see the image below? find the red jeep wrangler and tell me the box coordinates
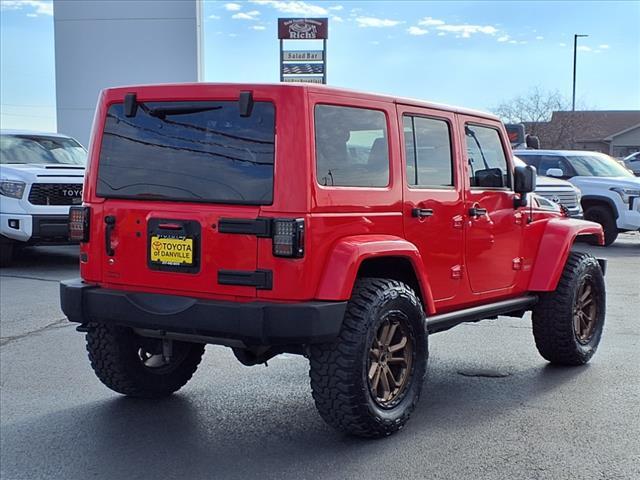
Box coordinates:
[61,83,606,438]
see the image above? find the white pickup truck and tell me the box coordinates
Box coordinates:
[515,149,640,245]
[0,130,86,266]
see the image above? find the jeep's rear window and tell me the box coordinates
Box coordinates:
[97,101,275,204]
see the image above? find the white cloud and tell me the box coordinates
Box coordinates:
[229,33,239,37]
[332,15,344,22]
[250,0,328,15]
[418,17,445,26]
[509,40,517,44]
[370,40,380,45]
[224,2,243,11]
[251,25,266,30]
[0,0,53,16]
[437,32,445,36]
[536,36,544,40]
[356,16,402,28]
[577,45,592,52]
[497,35,510,42]
[599,44,610,49]
[407,26,428,36]
[436,24,498,38]
[329,5,343,10]
[559,42,567,47]
[209,14,221,19]
[232,10,261,20]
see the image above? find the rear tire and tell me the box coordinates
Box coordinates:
[86,323,205,398]
[309,278,427,438]
[532,252,605,365]
[584,205,618,246]
[0,241,14,267]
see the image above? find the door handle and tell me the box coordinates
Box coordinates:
[468,206,488,218]
[105,215,116,256]
[412,208,434,218]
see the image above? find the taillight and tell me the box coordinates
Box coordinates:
[272,218,304,258]
[69,206,90,242]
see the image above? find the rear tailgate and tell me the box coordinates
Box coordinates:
[88,88,276,299]
[99,201,263,297]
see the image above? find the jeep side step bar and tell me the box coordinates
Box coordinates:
[426,295,538,334]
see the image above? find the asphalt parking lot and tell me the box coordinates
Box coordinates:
[1,235,639,480]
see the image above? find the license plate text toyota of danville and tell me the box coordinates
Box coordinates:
[150,235,194,266]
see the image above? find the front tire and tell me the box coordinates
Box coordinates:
[0,241,14,267]
[309,278,427,438]
[584,205,618,246]
[86,324,205,398]
[532,252,605,365]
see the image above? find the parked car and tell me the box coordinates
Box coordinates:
[514,149,640,245]
[61,84,606,438]
[514,156,582,218]
[0,130,86,266]
[623,151,640,176]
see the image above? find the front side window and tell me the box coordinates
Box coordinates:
[315,104,389,187]
[403,115,453,187]
[465,124,509,188]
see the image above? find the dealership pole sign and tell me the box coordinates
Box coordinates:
[278,18,328,84]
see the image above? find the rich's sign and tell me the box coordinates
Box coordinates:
[278,18,328,40]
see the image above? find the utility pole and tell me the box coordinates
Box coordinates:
[572,34,589,111]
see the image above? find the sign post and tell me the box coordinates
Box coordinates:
[278,18,328,85]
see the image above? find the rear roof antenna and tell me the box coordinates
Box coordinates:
[239,91,254,117]
[124,93,138,117]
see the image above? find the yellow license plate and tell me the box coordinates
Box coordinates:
[150,236,194,265]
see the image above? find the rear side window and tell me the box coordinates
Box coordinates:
[465,124,509,188]
[97,101,275,204]
[403,115,453,187]
[315,105,389,187]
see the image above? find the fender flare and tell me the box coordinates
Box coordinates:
[315,235,436,315]
[581,195,619,219]
[528,218,604,291]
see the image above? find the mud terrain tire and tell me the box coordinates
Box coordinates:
[532,252,605,365]
[86,323,205,398]
[309,278,428,438]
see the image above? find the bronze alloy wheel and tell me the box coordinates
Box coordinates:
[574,278,598,344]
[368,312,414,408]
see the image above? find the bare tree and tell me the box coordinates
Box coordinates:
[493,88,597,150]
[493,87,569,124]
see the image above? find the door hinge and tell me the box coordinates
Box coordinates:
[514,212,524,225]
[451,264,464,279]
[512,257,523,271]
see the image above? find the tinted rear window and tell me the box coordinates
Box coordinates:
[97,101,275,204]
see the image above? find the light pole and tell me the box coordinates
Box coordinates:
[572,34,588,111]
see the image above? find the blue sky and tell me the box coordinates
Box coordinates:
[1,0,639,133]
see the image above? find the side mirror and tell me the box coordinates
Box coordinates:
[514,165,536,208]
[514,165,537,194]
[546,168,563,178]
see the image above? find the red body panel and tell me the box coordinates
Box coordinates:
[528,218,604,291]
[78,83,604,316]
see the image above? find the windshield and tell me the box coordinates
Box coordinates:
[566,153,634,178]
[97,101,275,204]
[0,134,86,165]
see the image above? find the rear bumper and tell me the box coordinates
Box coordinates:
[60,279,346,346]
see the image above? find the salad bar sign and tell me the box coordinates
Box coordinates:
[278,18,328,84]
